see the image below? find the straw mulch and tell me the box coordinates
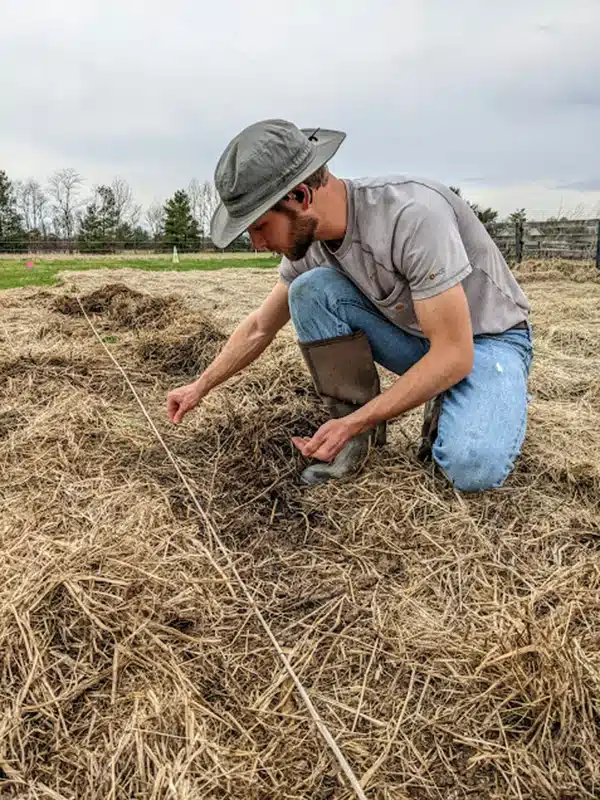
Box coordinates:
[0,262,599,800]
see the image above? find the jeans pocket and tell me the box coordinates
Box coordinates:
[499,330,534,373]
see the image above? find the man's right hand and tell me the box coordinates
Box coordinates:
[166,281,290,425]
[167,381,205,424]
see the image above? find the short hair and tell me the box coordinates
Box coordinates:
[271,164,329,212]
[303,164,329,190]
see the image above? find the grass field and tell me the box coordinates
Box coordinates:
[0,253,280,290]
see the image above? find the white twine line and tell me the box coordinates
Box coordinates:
[78,298,369,800]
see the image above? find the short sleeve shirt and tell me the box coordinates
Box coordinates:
[278,176,529,337]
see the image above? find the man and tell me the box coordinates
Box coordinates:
[167,119,533,492]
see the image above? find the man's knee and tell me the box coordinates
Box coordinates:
[288,267,342,312]
[432,437,513,493]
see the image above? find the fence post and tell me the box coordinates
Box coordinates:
[515,220,524,264]
[596,220,600,271]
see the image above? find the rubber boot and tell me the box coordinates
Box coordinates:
[297,331,386,486]
[416,395,442,463]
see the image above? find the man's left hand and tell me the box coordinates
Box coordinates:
[292,417,360,462]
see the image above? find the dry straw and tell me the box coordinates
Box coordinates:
[75,295,369,800]
[1,261,599,799]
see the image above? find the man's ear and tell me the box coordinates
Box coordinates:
[292,185,313,207]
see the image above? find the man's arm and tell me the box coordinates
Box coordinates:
[168,280,290,423]
[292,284,474,461]
[196,280,290,393]
[351,283,473,428]
[293,190,476,461]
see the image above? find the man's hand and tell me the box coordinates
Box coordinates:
[292,417,360,462]
[167,381,205,424]
[166,282,290,426]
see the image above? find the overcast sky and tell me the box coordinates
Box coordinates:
[2,0,599,219]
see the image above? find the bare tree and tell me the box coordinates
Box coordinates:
[129,203,142,228]
[567,202,586,221]
[108,176,143,231]
[30,180,49,235]
[111,177,135,226]
[48,168,84,238]
[13,181,31,230]
[145,201,164,239]
[200,180,219,239]
[14,179,50,236]
[187,179,219,238]
[188,178,204,232]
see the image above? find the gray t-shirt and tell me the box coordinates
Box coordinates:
[279,176,529,337]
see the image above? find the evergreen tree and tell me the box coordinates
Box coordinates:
[509,208,527,225]
[79,202,101,250]
[112,221,151,249]
[449,185,499,235]
[0,170,25,250]
[468,203,499,235]
[163,190,200,250]
[79,186,120,251]
[130,225,151,247]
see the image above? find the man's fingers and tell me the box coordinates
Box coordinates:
[303,428,328,457]
[293,420,351,462]
[310,441,340,462]
[167,402,177,423]
[173,401,188,424]
[291,436,320,457]
[167,392,183,420]
[168,384,201,424]
[292,427,332,458]
[291,436,310,455]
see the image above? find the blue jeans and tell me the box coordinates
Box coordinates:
[288,267,533,493]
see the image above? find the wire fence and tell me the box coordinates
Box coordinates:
[0,237,252,255]
[0,219,599,268]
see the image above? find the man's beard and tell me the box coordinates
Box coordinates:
[285,213,318,261]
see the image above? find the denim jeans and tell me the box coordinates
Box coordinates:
[288,267,533,493]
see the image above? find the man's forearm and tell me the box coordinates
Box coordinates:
[196,314,275,394]
[352,346,472,432]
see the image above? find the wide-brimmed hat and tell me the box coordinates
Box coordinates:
[210,119,346,248]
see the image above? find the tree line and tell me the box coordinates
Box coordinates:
[1,166,541,254]
[448,186,529,233]
[0,167,237,253]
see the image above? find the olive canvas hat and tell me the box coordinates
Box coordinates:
[210,119,346,248]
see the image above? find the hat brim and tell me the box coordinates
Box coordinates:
[210,128,346,249]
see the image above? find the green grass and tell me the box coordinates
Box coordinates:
[0,255,280,291]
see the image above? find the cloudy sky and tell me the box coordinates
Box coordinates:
[2,0,599,219]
